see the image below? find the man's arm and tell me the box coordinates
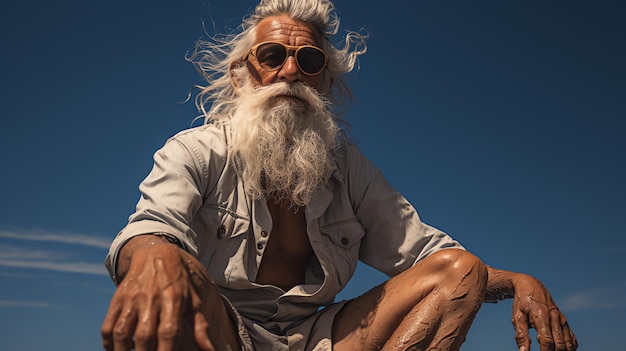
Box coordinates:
[101,234,226,351]
[484,266,578,351]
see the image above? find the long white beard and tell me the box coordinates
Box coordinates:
[227,81,340,207]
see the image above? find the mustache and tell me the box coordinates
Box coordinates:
[240,81,330,112]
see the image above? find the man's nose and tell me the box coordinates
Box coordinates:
[277,56,301,82]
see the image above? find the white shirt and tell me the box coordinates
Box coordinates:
[105,122,463,323]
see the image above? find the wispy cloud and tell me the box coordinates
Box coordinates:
[0,230,110,276]
[0,300,55,308]
[561,281,626,311]
[0,258,107,275]
[0,229,111,249]
[0,245,65,260]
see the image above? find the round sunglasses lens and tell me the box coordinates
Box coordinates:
[297,47,325,74]
[255,43,287,70]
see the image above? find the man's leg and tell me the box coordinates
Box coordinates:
[332,249,487,351]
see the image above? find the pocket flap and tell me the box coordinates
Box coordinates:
[320,219,364,248]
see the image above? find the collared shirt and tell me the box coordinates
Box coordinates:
[105,122,463,323]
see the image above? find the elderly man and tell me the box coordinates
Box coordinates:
[101,1,577,350]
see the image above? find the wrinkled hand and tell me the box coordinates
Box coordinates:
[511,274,577,351]
[101,242,216,351]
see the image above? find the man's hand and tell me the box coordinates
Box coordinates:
[511,274,578,351]
[101,236,226,351]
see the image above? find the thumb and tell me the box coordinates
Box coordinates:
[193,311,215,351]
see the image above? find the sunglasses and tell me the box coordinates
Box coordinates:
[247,41,328,76]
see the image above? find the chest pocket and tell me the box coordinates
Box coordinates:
[320,218,365,287]
[194,204,250,275]
[212,206,249,239]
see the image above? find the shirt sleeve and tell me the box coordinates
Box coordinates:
[344,143,464,277]
[104,127,226,283]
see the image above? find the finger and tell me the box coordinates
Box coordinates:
[513,311,531,351]
[156,289,183,351]
[193,310,215,351]
[133,296,160,351]
[569,328,578,350]
[112,304,139,351]
[101,296,123,351]
[186,288,214,351]
[549,309,565,351]
[526,305,555,351]
[560,316,578,351]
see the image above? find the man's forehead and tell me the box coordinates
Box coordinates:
[254,15,323,46]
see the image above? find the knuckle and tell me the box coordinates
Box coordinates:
[158,322,180,341]
[537,333,555,348]
[113,326,130,339]
[111,329,133,345]
[100,324,112,337]
[162,288,182,302]
[513,326,529,340]
[514,327,528,340]
[111,318,133,341]
[511,314,525,326]
[194,318,210,332]
[134,327,154,344]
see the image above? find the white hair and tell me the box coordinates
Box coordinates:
[186,0,368,123]
[226,72,340,206]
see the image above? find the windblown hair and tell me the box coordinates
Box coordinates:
[186,0,367,123]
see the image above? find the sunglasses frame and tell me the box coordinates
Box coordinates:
[247,41,328,76]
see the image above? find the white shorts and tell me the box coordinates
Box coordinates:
[223,296,351,351]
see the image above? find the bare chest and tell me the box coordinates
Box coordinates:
[255,199,313,290]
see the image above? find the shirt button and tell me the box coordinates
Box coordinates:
[217,225,227,239]
[341,237,349,246]
[257,243,264,250]
[261,230,268,237]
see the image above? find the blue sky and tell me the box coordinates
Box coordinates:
[0,0,624,350]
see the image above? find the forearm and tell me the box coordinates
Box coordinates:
[484,266,519,303]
